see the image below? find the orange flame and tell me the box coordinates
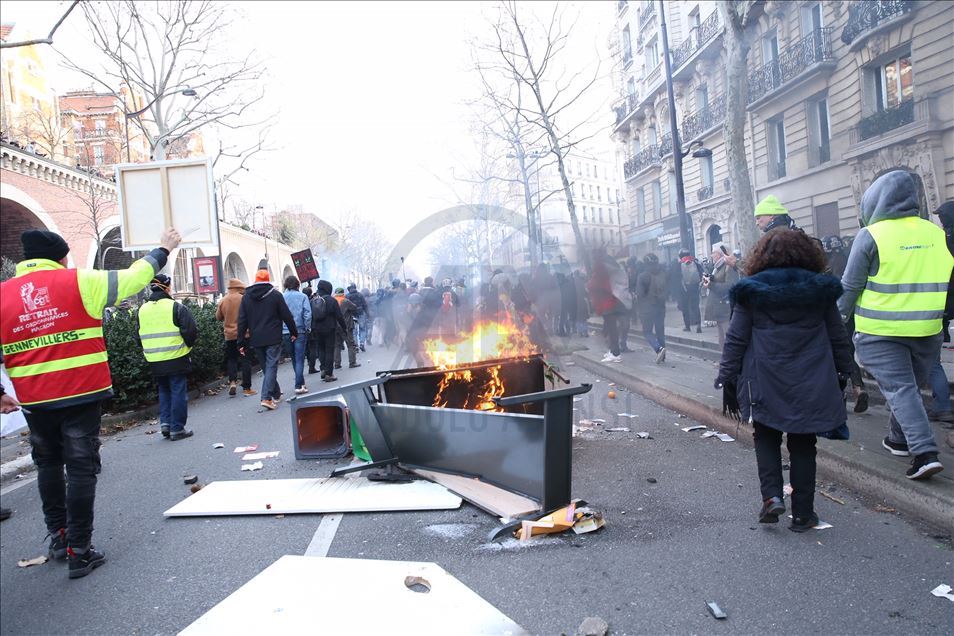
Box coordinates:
[426,318,537,411]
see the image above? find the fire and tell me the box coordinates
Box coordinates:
[426,319,538,412]
[422,319,538,369]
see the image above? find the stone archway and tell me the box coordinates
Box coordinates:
[385,204,537,278]
[1,198,51,266]
[94,226,135,270]
[224,252,249,282]
[282,264,295,286]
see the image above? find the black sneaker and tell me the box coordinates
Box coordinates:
[47,528,67,560]
[160,424,170,439]
[906,452,944,480]
[68,546,106,579]
[169,429,194,441]
[0,507,11,522]
[789,513,819,533]
[758,497,785,523]
[881,437,910,457]
[349,363,362,368]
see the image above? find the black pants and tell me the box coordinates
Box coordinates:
[306,333,318,372]
[25,401,102,549]
[681,288,701,328]
[224,340,251,389]
[315,330,336,376]
[753,422,817,517]
[603,311,622,356]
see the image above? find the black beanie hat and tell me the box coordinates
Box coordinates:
[21,230,70,262]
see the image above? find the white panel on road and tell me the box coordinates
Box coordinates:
[163,477,461,517]
[179,555,528,636]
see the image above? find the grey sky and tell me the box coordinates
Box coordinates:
[3,0,614,247]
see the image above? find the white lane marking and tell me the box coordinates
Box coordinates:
[1,473,37,496]
[304,513,343,556]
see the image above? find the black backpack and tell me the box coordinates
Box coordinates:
[311,295,329,324]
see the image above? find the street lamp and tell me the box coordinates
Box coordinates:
[124,87,198,162]
[255,204,268,263]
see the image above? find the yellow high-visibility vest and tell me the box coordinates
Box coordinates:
[855,216,952,336]
[137,298,191,362]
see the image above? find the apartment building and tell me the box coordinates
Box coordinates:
[499,148,626,270]
[612,0,953,259]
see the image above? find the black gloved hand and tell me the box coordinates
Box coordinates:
[838,374,848,392]
[713,378,724,390]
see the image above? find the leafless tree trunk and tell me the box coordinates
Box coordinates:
[68,178,116,270]
[11,108,71,160]
[474,1,604,275]
[336,213,393,288]
[62,0,269,161]
[719,1,760,258]
[0,1,80,49]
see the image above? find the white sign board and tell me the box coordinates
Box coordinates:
[115,158,217,251]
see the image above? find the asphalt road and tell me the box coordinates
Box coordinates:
[0,344,951,635]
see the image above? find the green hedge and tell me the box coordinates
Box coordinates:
[103,300,225,412]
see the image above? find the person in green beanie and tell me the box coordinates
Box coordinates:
[754,195,801,233]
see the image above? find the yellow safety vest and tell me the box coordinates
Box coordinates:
[138,298,191,362]
[855,216,953,337]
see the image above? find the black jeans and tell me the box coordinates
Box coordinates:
[306,333,318,371]
[603,311,622,356]
[681,288,701,328]
[753,422,817,518]
[224,340,251,390]
[26,401,102,549]
[315,330,336,376]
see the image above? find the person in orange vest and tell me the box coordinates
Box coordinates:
[0,227,181,579]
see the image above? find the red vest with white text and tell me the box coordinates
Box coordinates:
[0,269,112,407]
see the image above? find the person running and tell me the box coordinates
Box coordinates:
[717,229,852,531]
[636,253,669,364]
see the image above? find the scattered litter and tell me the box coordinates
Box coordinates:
[819,491,846,505]
[715,433,735,442]
[571,508,605,535]
[576,616,609,636]
[677,414,687,419]
[578,419,598,428]
[477,536,563,551]
[701,431,718,438]
[183,475,198,485]
[241,461,264,472]
[242,451,280,461]
[275,514,284,519]
[682,425,706,432]
[606,427,630,432]
[930,584,954,602]
[617,413,638,418]
[635,432,651,439]
[873,504,896,513]
[190,483,202,493]
[17,555,48,568]
[516,501,580,540]
[423,523,478,539]
[145,430,157,435]
[607,391,616,399]
[212,443,224,449]
[706,601,727,619]
[646,477,657,484]
[783,483,793,496]
[234,445,259,453]
[591,418,606,424]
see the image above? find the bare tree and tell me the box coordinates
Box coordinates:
[61,0,269,161]
[719,0,761,257]
[12,108,71,160]
[67,178,117,270]
[212,128,273,221]
[474,1,606,274]
[336,213,394,288]
[228,198,257,230]
[0,1,80,49]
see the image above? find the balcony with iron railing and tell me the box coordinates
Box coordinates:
[857,99,915,141]
[623,144,660,179]
[618,0,628,16]
[747,27,835,107]
[79,128,119,140]
[841,0,913,48]
[682,93,726,141]
[638,3,656,29]
[671,11,722,70]
[658,132,673,157]
[613,92,640,128]
[696,178,731,203]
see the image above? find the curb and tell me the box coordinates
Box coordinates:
[573,351,954,532]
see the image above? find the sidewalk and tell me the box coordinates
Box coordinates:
[572,309,954,531]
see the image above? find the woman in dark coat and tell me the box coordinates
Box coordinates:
[716,229,853,532]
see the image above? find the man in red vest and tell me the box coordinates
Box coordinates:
[0,227,180,579]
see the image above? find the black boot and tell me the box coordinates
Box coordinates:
[68,545,106,579]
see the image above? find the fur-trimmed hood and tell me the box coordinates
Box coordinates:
[730,267,842,310]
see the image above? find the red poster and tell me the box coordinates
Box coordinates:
[192,256,221,294]
[291,248,319,283]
